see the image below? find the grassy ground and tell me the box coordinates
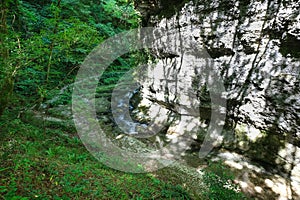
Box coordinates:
[0,109,192,200]
[0,100,248,200]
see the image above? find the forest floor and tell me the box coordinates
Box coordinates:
[0,107,193,199]
[0,101,249,199]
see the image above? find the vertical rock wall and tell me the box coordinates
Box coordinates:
[133,0,300,199]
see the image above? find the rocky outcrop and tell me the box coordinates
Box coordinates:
[133,0,300,199]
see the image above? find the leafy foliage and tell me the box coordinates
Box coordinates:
[0,0,141,111]
[202,162,248,200]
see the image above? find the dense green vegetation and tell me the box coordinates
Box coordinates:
[0,0,140,110]
[0,112,192,199]
[0,0,247,199]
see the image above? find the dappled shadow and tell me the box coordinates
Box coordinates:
[128,0,300,198]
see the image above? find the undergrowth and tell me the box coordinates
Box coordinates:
[0,109,191,200]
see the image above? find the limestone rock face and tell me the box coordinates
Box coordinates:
[133,0,300,198]
[134,0,300,133]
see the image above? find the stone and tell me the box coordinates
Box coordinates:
[133,0,300,198]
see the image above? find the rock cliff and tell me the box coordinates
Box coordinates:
[133,0,300,199]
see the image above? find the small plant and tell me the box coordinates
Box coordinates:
[202,161,247,200]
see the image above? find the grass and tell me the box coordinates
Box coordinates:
[0,103,248,200]
[0,109,192,200]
